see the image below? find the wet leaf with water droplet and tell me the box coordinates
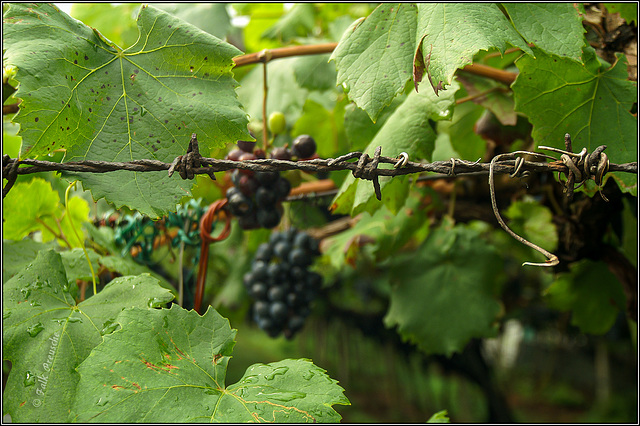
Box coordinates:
[3,250,174,422]
[23,371,36,387]
[72,306,348,422]
[27,322,45,337]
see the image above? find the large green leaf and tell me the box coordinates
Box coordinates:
[324,191,428,269]
[332,80,458,215]
[292,54,338,92]
[544,259,626,335]
[3,3,249,217]
[331,3,533,121]
[331,4,418,122]
[415,3,532,95]
[2,178,60,241]
[261,3,315,42]
[2,250,174,422]
[1,239,57,283]
[503,3,585,62]
[69,3,141,49]
[438,94,486,161]
[71,305,349,422]
[513,46,638,195]
[384,223,505,356]
[504,199,558,262]
[154,3,232,40]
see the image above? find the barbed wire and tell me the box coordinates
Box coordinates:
[3,133,637,267]
[2,135,637,200]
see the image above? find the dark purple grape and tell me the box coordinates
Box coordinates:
[289,248,311,267]
[237,174,258,197]
[226,148,244,161]
[255,171,280,186]
[273,241,291,260]
[268,286,287,301]
[286,292,301,307]
[267,262,282,280]
[254,300,270,316]
[254,243,272,262]
[293,232,311,250]
[269,301,288,321]
[257,209,281,228]
[237,139,256,153]
[227,190,253,217]
[270,146,292,160]
[290,266,305,281]
[251,260,269,281]
[255,186,277,208]
[291,135,316,159]
[238,152,256,161]
[274,177,291,200]
[250,282,268,300]
[238,212,259,230]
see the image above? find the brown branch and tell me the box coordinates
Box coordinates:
[232,42,519,86]
[233,43,339,67]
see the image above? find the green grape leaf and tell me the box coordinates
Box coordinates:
[438,95,486,161]
[2,120,22,158]
[332,80,458,216]
[292,54,338,92]
[41,196,90,248]
[504,199,558,263]
[603,3,638,25]
[503,3,585,62]
[415,3,532,96]
[544,259,626,335]
[331,3,418,122]
[59,248,101,286]
[154,3,232,40]
[232,3,284,52]
[3,3,249,217]
[513,46,638,195]
[2,250,174,423]
[262,3,315,42]
[332,3,532,121]
[324,191,428,269]
[427,409,451,423]
[384,224,505,356]
[343,97,403,152]
[2,177,60,241]
[71,305,349,422]
[457,73,517,126]
[1,239,57,283]
[70,3,141,49]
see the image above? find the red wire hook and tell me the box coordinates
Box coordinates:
[194,198,231,314]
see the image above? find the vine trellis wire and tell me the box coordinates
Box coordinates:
[2,132,637,268]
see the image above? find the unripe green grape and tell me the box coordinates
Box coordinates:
[268,111,286,135]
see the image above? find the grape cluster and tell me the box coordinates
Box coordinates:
[225,139,291,230]
[244,229,322,339]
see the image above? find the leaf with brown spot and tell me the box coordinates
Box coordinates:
[71,305,350,422]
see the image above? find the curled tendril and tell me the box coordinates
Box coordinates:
[488,151,559,267]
